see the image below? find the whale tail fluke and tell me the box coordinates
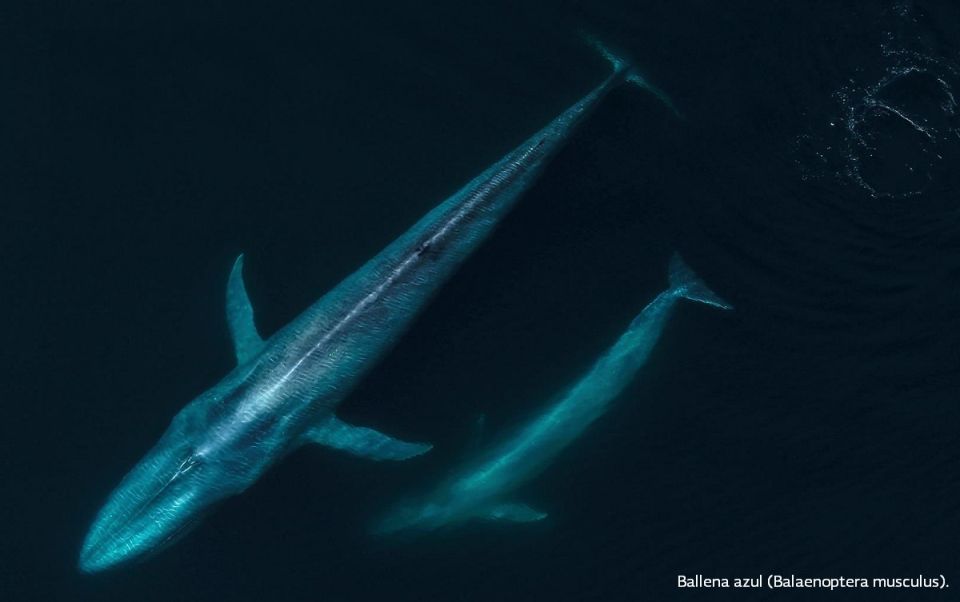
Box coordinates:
[668,254,732,310]
[583,32,632,75]
[582,33,683,118]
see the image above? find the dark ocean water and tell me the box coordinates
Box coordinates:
[4,1,960,600]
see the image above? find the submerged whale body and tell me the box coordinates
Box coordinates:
[78,43,667,573]
[375,255,731,534]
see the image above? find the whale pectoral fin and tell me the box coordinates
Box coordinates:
[484,502,547,523]
[303,417,433,461]
[226,254,264,364]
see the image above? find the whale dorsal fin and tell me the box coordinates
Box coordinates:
[226,254,264,364]
[302,416,432,461]
[464,413,486,454]
[484,502,547,522]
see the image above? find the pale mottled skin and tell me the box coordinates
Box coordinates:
[375,257,731,533]
[79,57,640,573]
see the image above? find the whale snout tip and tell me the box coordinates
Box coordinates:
[77,540,111,574]
[77,510,147,574]
[77,525,125,574]
[77,553,104,574]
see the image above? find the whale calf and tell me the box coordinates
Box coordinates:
[375,256,731,533]
[79,44,667,572]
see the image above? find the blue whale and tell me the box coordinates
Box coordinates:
[78,44,666,572]
[375,256,731,533]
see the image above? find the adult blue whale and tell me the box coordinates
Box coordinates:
[78,45,667,573]
[374,256,731,533]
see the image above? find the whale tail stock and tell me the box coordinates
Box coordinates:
[668,254,733,310]
[582,32,683,118]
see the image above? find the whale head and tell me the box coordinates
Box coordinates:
[78,409,243,573]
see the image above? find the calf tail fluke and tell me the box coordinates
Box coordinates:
[668,254,732,310]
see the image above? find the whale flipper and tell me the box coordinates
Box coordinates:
[226,254,265,364]
[484,502,547,523]
[668,254,733,310]
[303,416,432,461]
